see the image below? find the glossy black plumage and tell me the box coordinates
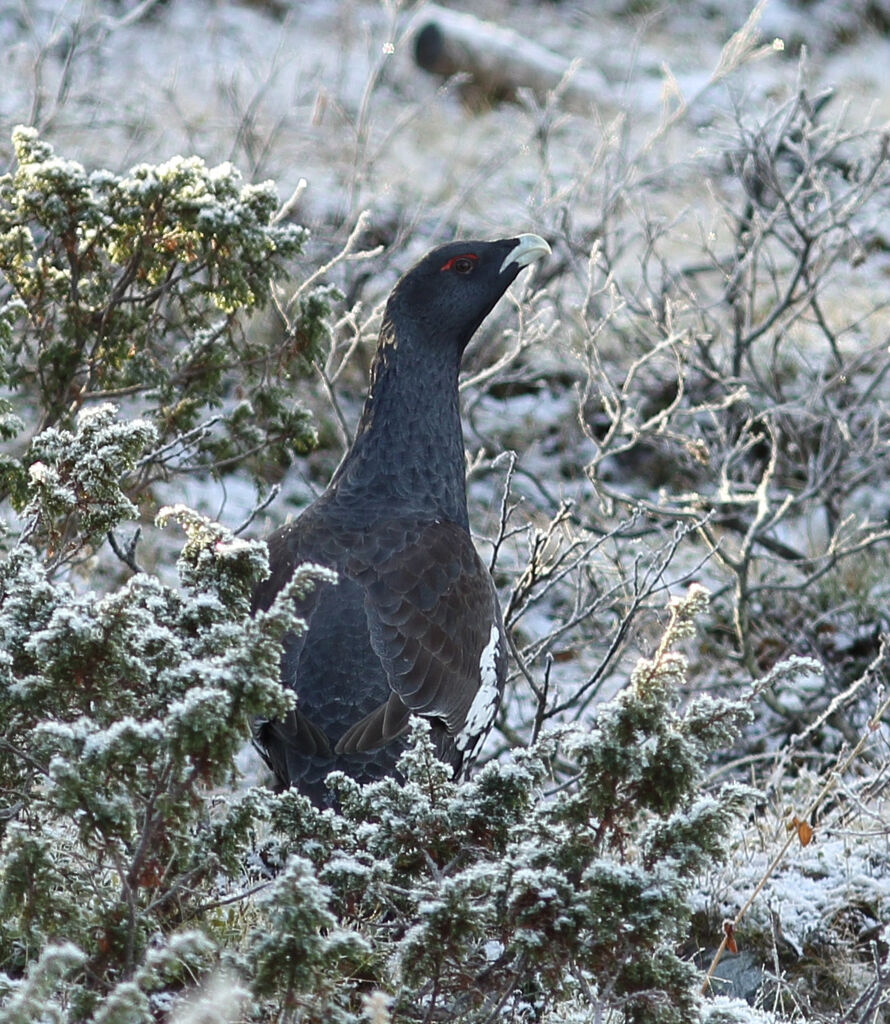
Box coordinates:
[251,234,550,806]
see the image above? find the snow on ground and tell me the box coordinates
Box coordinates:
[5,0,888,324]
[0,2,839,229]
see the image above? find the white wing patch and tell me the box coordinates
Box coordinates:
[455,622,501,765]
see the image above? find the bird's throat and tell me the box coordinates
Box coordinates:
[330,345,470,529]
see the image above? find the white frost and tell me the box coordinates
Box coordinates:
[455,622,500,759]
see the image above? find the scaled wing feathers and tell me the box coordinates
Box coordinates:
[338,518,503,752]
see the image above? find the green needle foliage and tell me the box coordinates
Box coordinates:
[256,586,755,1024]
[0,516,307,1021]
[0,126,326,544]
[0,127,329,1020]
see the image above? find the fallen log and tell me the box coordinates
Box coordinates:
[412,3,609,111]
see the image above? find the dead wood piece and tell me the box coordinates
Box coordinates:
[412,4,608,112]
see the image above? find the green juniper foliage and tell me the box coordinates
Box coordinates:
[255,587,756,1024]
[0,511,320,1020]
[0,130,771,1023]
[0,126,327,528]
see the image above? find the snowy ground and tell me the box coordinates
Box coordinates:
[9,1,890,243]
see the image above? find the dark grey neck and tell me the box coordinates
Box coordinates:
[328,322,469,530]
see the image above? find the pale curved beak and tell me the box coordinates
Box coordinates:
[499,233,551,274]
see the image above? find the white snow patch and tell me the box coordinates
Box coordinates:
[456,622,501,759]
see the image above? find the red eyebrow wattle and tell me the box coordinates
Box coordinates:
[439,253,478,271]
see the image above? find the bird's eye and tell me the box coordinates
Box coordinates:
[440,253,478,274]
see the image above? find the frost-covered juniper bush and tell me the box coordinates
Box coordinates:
[252,235,550,805]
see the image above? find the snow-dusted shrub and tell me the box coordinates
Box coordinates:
[512,82,890,755]
[257,586,758,1023]
[0,129,333,1019]
[0,510,307,1019]
[0,126,324,560]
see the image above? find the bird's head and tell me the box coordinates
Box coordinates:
[382,234,551,359]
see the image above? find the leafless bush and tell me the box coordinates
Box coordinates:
[434,74,890,766]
